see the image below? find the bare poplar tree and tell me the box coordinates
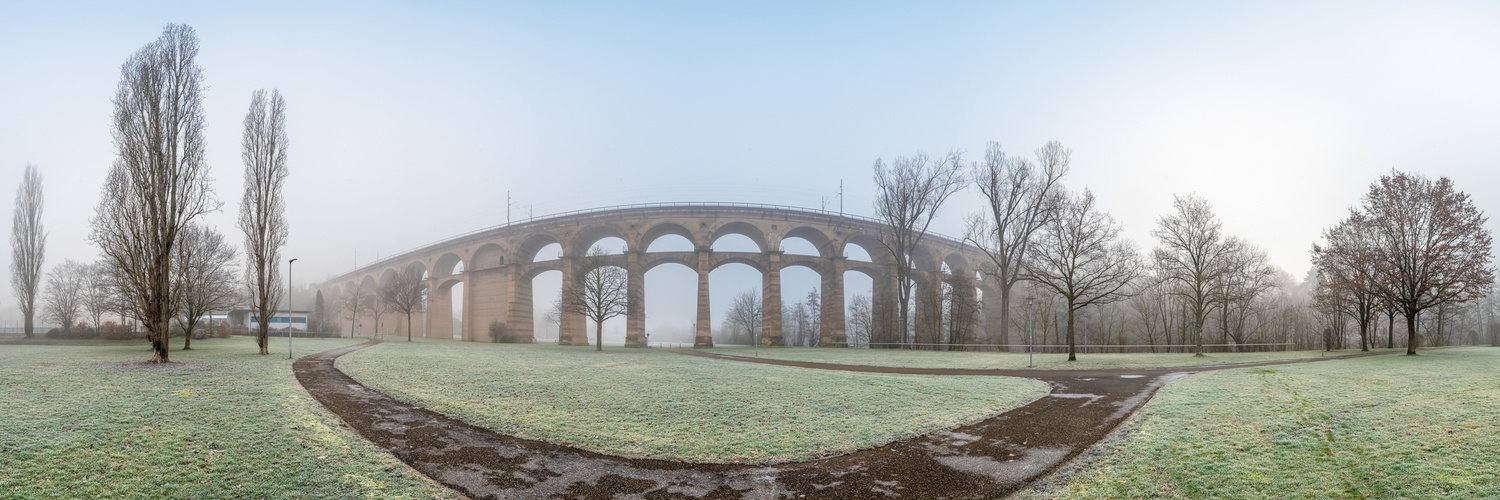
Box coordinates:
[1024,189,1142,360]
[966,141,1069,347]
[559,246,629,351]
[42,260,87,334]
[380,267,427,341]
[872,150,966,347]
[238,89,290,355]
[1151,193,1237,356]
[174,224,240,349]
[90,25,217,363]
[1361,171,1494,355]
[11,164,46,338]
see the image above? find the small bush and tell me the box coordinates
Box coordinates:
[97,321,145,340]
[489,321,506,343]
[215,322,233,339]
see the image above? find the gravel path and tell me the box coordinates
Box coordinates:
[295,341,1392,499]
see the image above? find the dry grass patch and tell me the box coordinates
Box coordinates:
[337,339,1048,464]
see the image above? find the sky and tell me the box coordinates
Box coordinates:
[2,1,1499,337]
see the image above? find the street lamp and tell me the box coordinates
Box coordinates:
[288,258,297,360]
[1026,296,1035,367]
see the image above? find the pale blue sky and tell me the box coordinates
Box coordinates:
[3,1,1499,337]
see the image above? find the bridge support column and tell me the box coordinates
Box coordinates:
[559,257,589,345]
[426,279,454,339]
[625,251,645,347]
[872,270,898,346]
[914,272,944,348]
[819,257,845,347]
[762,251,784,347]
[695,249,714,348]
[461,270,475,341]
[948,276,977,349]
[504,265,534,343]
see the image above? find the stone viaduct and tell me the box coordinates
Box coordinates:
[315,203,1008,348]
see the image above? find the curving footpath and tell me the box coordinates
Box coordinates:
[294,341,1394,499]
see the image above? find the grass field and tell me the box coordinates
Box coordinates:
[0,337,455,499]
[707,345,1403,371]
[337,339,1049,464]
[1015,346,1500,499]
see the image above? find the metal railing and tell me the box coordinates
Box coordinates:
[325,201,970,282]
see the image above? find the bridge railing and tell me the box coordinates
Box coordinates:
[323,201,968,283]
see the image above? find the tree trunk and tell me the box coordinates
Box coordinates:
[183,322,193,350]
[257,312,270,355]
[998,284,1012,351]
[407,312,413,342]
[1358,318,1368,351]
[150,317,170,363]
[1387,313,1395,349]
[23,313,33,338]
[595,321,603,351]
[1065,302,1077,361]
[1406,311,1419,355]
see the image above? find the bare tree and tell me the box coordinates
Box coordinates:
[559,246,629,351]
[1311,213,1381,351]
[1024,189,1142,361]
[1151,193,1237,356]
[82,262,113,331]
[380,267,427,342]
[1215,241,1278,349]
[847,292,873,348]
[1361,171,1494,355]
[238,88,290,355]
[90,25,217,363]
[724,289,761,345]
[966,141,1069,348]
[872,150,966,347]
[312,290,327,334]
[362,288,393,337]
[11,164,46,338]
[341,286,365,337]
[43,260,87,334]
[174,224,239,349]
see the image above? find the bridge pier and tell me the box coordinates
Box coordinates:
[625,251,646,347]
[819,257,845,347]
[761,251,784,347]
[695,249,714,348]
[559,256,589,345]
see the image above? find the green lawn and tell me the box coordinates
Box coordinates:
[1015,346,1500,499]
[706,345,1403,371]
[0,337,456,499]
[337,339,1049,464]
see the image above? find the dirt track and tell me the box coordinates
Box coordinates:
[294,342,1391,499]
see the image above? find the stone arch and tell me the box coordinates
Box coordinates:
[941,253,971,277]
[405,260,428,280]
[516,234,560,264]
[470,243,507,270]
[642,254,694,272]
[710,221,767,253]
[782,256,831,277]
[842,234,886,264]
[711,255,766,273]
[641,222,698,251]
[379,268,399,288]
[781,226,833,258]
[571,224,629,256]
[433,252,464,278]
[520,260,564,282]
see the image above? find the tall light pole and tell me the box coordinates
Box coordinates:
[1026,296,1035,367]
[288,258,297,360]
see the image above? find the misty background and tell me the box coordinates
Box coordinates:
[3,1,1499,342]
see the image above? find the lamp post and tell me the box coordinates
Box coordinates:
[1026,296,1035,367]
[288,258,297,360]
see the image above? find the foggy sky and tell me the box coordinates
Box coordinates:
[3,1,1499,333]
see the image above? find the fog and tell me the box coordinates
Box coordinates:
[3,2,1499,335]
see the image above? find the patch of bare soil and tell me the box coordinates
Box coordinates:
[296,341,1396,499]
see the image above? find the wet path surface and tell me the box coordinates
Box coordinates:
[295,342,1392,499]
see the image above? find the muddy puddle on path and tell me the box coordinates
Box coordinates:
[296,342,1393,499]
